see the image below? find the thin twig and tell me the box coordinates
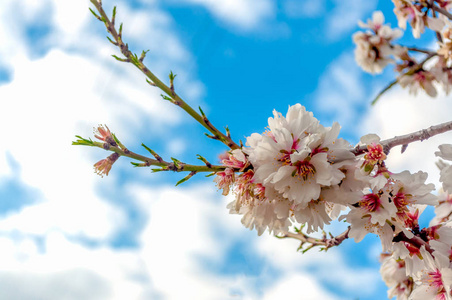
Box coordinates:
[405,46,436,55]
[431,4,452,20]
[277,226,351,252]
[371,53,437,105]
[89,1,239,150]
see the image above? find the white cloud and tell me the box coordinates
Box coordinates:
[313,52,367,131]
[0,233,152,300]
[169,0,275,31]
[0,0,222,261]
[263,273,338,300]
[361,87,452,188]
[254,233,380,297]
[129,183,350,299]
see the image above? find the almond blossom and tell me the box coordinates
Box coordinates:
[380,254,414,300]
[353,11,405,74]
[409,249,452,300]
[431,190,452,225]
[93,152,120,177]
[431,57,452,94]
[245,104,354,209]
[398,70,438,97]
[436,144,452,192]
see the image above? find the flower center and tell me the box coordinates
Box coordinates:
[292,160,316,180]
[393,191,410,208]
[359,193,381,212]
[426,270,445,295]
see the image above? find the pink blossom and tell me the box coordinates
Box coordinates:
[93,152,119,177]
[94,124,117,146]
[399,70,438,97]
[214,168,235,196]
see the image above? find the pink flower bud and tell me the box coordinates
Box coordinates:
[94,125,117,146]
[94,152,120,177]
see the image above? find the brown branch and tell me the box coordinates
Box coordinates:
[393,231,433,255]
[428,0,444,43]
[431,4,452,20]
[371,53,437,105]
[405,46,436,55]
[277,226,350,252]
[352,120,452,156]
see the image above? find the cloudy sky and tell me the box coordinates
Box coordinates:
[1,0,452,299]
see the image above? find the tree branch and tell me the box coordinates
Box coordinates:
[431,4,452,20]
[277,226,350,252]
[89,1,239,150]
[352,120,452,156]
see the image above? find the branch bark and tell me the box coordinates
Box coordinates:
[352,120,452,156]
[277,226,351,252]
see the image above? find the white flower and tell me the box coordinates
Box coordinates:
[245,104,354,209]
[431,190,452,225]
[409,249,452,300]
[393,243,435,277]
[398,71,438,97]
[393,0,424,38]
[292,189,334,234]
[227,169,291,235]
[345,210,395,251]
[390,171,438,207]
[436,144,452,192]
[380,254,413,300]
[358,11,386,32]
[353,10,405,74]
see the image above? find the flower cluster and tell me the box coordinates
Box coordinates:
[352,2,452,99]
[377,144,452,299]
[393,0,445,38]
[381,221,452,300]
[353,11,406,74]
[211,104,452,299]
[222,104,356,235]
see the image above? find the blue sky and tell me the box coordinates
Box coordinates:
[1,0,452,299]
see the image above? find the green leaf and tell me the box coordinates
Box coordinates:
[89,8,102,21]
[371,79,398,105]
[106,36,116,45]
[141,143,159,158]
[175,171,196,186]
[72,135,95,146]
[198,106,206,118]
[161,94,173,102]
[111,54,128,62]
[169,70,177,81]
[111,133,121,146]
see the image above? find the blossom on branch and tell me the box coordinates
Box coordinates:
[398,70,438,97]
[353,11,405,74]
[436,144,452,193]
[392,0,444,38]
[94,152,120,177]
[380,254,414,299]
[245,104,354,208]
